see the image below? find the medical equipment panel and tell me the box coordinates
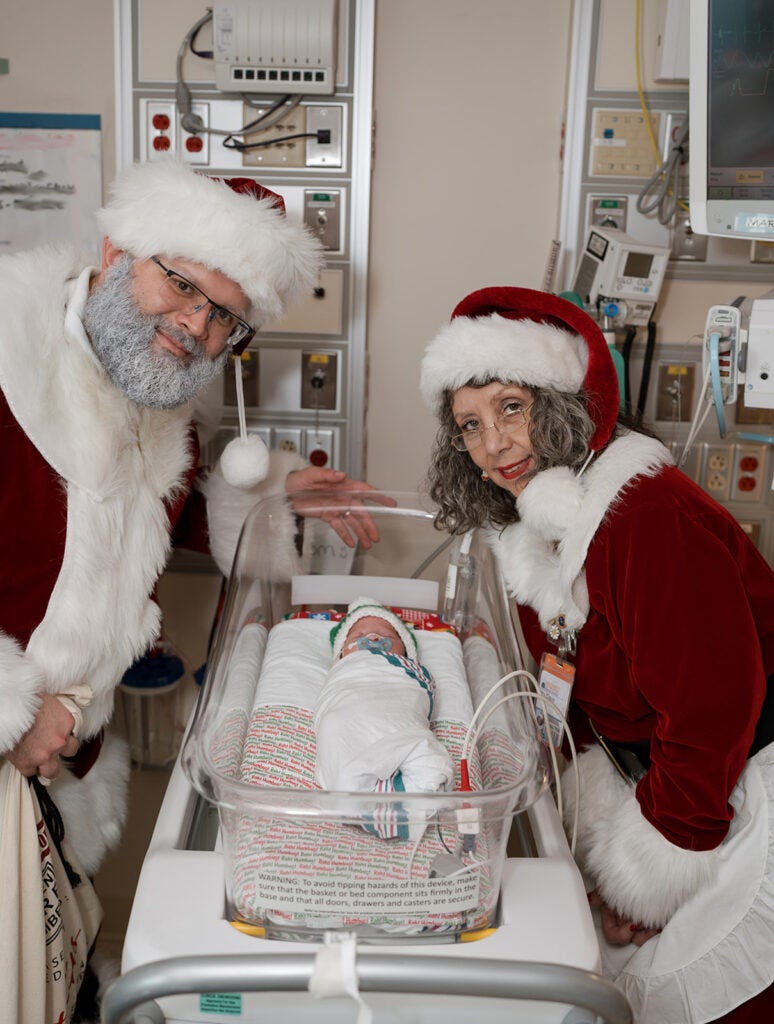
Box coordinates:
[117,0,372,480]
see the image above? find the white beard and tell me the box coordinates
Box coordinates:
[83,255,228,409]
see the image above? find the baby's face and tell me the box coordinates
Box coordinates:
[341,616,406,658]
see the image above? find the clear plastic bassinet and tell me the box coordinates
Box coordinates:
[181,490,549,943]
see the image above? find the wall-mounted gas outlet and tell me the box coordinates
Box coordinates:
[301,351,338,410]
[655,362,697,422]
[223,351,260,408]
[701,444,732,501]
[304,190,342,251]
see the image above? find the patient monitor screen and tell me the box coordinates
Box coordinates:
[623,251,654,279]
[707,0,774,201]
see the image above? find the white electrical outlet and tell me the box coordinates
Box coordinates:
[701,444,732,501]
[273,428,302,455]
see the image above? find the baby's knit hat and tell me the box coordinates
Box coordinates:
[329,596,418,661]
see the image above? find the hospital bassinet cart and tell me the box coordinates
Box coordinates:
[113,491,629,1024]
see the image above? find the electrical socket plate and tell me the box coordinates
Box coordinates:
[701,443,732,501]
[273,428,302,454]
[241,103,307,168]
[179,102,210,165]
[731,443,768,503]
[145,100,176,159]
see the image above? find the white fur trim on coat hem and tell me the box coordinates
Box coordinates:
[562,745,719,928]
[591,743,774,1024]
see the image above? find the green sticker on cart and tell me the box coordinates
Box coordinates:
[200,992,243,1014]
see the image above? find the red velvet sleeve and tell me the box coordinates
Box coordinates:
[165,427,212,555]
[588,497,770,850]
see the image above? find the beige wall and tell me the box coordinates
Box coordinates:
[367,1,573,489]
[4,0,768,490]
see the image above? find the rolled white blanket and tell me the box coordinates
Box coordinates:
[313,648,454,795]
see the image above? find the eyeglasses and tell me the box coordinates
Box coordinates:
[451,402,533,452]
[151,256,255,351]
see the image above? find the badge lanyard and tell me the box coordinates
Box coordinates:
[537,615,576,749]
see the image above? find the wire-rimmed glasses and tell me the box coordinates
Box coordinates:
[151,256,254,351]
[451,402,533,452]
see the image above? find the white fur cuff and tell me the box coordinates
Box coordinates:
[562,746,720,928]
[202,448,307,578]
[0,632,44,754]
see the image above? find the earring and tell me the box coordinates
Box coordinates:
[481,471,489,482]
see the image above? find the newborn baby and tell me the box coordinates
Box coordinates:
[313,597,454,820]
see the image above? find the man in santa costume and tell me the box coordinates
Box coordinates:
[421,287,774,1023]
[0,156,377,1019]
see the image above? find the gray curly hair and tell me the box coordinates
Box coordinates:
[425,383,598,534]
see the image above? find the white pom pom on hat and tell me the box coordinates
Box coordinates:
[330,597,418,661]
[220,434,271,489]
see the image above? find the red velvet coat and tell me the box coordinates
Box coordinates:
[493,430,774,928]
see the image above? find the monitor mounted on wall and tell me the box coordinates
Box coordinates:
[689,0,774,239]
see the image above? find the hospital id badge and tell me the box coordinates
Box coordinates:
[536,653,575,749]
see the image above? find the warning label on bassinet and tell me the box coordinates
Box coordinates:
[254,872,480,915]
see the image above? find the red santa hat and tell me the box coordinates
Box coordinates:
[329,597,418,661]
[420,287,620,452]
[97,156,323,487]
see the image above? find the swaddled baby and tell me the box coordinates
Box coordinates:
[313,598,454,816]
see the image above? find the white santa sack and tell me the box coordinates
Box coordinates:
[0,760,103,1024]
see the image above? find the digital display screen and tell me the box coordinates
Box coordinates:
[623,251,653,279]
[707,0,774,200]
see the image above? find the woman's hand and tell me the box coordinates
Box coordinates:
[588,889,662,947]
[6,694,79,779]
[285,467,396,550]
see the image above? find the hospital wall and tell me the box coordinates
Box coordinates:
[5,1,771,494]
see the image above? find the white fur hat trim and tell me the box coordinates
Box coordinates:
[420,313,588,415]
[330,597,418,661]
[97,156,322,326]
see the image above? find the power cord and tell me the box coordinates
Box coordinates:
[460,670,580,855]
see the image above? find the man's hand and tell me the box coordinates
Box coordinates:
[285,467,396,550]
[588,889,661,947]
[5,694,78,779]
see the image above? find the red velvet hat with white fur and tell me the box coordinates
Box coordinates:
[420,287,620,451]
[97,157,323,488]
[97,156,322,331]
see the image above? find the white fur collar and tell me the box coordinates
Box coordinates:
[492,432,673,631]
[0,246,192,498]
[0,246,195,735]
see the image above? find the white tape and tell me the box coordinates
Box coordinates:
[308,932,373,1023]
